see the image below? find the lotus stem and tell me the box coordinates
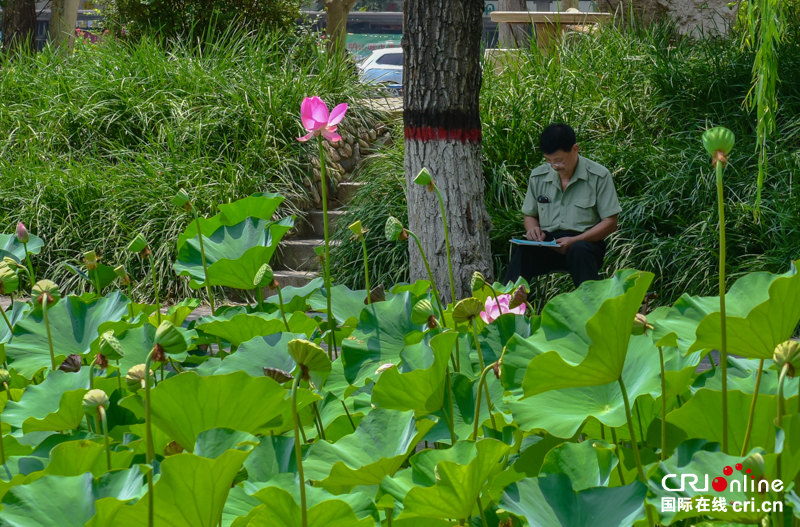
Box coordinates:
[290,373,308,527]
[432,185,457,306]
[359,237,371,304]
[144,351,156,527]
[147,254,162,325]
[255,286,264,312]
[483,284,501,312]
[406,230,446,323]
[658,346,667,461]
[341,400,356,431]
[276,285,289,329]
[471,318,497,431]
[189,207,216,317]
[312,401,326,441]
[776,362,790,527]
[477,495,488,527]
[117,360,122,391]
[634,399,644,444]
[473,364,494,441]
[444,365,456,445]
[126,283,134,318]
[98,406,111,471]
[610,427,624,485]
[89,362,94,390]
[0,305,11,332]
[741,358,764,456]
[618,377,654,527]
[386,509,393,527]
[92,268,102,297]
[0,408,5,466]
[317,138,337,360]
[22,243,35,286]
[42,296,55,371]
[715,159,729,455]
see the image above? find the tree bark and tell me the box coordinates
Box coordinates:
[48,0,81,49]
[498,0,529,49]
[403,0,494,302]
[1,0,37,54]
[322,0,357,52]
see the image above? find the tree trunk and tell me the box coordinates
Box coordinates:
[1,0,37,54]
[498,0,529,48]
[323,0,356,52]
[403,0,494,302]
[48,0,81,49]
[558,0,579,9]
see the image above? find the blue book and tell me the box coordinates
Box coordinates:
[510,238,560,247]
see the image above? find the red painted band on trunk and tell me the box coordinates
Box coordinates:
[404,126,482,143]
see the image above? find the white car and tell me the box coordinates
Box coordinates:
[357,48,403,87]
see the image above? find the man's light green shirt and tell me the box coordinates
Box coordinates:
[521,155,622,233]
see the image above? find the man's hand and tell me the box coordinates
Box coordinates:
[552,236,576,255]
[525,226,545,241]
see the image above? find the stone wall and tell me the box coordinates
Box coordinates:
[597,0,738,35]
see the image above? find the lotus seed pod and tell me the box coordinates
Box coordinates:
[411,299,436,326]
[508,285,528,310]
[254,263,274,288]
[774,340,800,377]
[470,271,485,293]
[385,217,405,242]
[82,250,100,271]
[154,321,189,355]
[164,441,184,456]
[375,363,395,374]
[32,279,61,305]
[452,297,483,325]
[632,313,653,336]
[366,284,386,305]
[0,264,19,295]
[99,330,125,361]
[348,220,366,238]
[414,167,432,186]
[263,367,294,383]
[127,233,148,253]
[171,188,192,210]
[702,127,735,166]
[126,364,150,392]
[114,265,126,278]
[82,389,109,411]
[0,368,11,384]
[58,354,83,373]
[16,222,29,244]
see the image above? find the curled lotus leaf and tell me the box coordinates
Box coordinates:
[452,298,483,325]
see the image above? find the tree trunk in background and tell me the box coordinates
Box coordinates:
[49,0,80,48]
[323,0,357,52]
[498,0,530,48]
[403,0,494,302]
[560,0,579,9]
[1,0,36,54]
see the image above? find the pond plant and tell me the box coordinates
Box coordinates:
[0,128,797,526]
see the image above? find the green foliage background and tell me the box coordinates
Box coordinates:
[332,18,800,306]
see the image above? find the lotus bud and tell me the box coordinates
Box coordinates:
[16,222,29,244]
[385,217,407,242]
[126,364,150,392]
[254,263,275,289]
[470,271,485,293]
[0,369,11,385]
[508,285,528,310]
[365,284,385,305]
[127,233,148,255]
[774,340,800,377]
[82,389,109,411]
[375,363,395,374]
[58,354,83,373]
[154,321,189,356]
[164,441,184,456]
[99,330,125,361]
[82,250,100,271]
[263,367,294,383]
[632,313,654,336]
[171,188,192,211]
[411,299,437,328]
[0,264,19,295]
[32,280,60,305]
[702,127,735,167]
[452,297,483,324]
[348,220,368,240]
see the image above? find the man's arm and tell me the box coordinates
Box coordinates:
[552,215,618,254]
[524,215,545,241]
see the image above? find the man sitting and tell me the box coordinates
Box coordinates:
[503,123,621,287]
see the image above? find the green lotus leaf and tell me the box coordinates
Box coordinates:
[309,283,391,325]
[89,448,251,527]
[473,312,537,370]
[666,388,793,454]
[694,357,799,396]
[195,308,316,347]
[213,332,303,378]
[509,334,661,437]
[303,408,435,487]
[647,447,767,525]
[65,262,119,292]
[266,277,324,313]
[390,280,432,297]
[21,389,88,434]
[177,193,285,250]
[4,368,90,431]
[496,474,648,527]
[371,331,455,413]
[538,439,619,491]
[193,428,258,460]
[111,323,194,378]
[147,298,201,327]
[519,270,653,397]
[122,371,310,450]
[243,436,299,483]
[242,486,373,527]
[0,302,31,350]
[174,216,294,290]
[396,439,509,521]
[0,232,43,264]
[652,262,800,359]
[341,292,426,386]
[5,292,129,378]
[42,439,135,477]
[0,469,146,527]
[309,392,365,443]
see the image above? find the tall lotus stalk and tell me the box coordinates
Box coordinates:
[454,298,497,435]
[127,234,161,325]
[772,342,798,527]
[741,359,765,456]
[297,96,348,359]
[130,361,155,527]
[413,168,457,306]
[0,369,10,465]
[0,262,20,332]
[172,190,213,318]
[82,251,102,296]
[633,314,667,460]
[618,377,655,527]
[289,371,307,527]
[115,265,134,319]
[33,281,60,371]
[348,221,371,303]
[702,126,735,454]
[16,223,35,286]
[83,390,111,470]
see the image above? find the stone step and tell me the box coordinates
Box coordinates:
[272,270,319,289]
[335,181,365,204]
[291,210,347,239]
[274,239,340,271]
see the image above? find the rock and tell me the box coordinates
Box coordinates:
[310,186,321,206]
[369,129,377,141]
[303,176,313,188]
[345,134,355,145]
[311,156,320,168]
[313,168,322,182]
[358,139,370,150]
[340,142,353,158]
[596,0,738,35]
[374,122,387,134]
[328,147,341,162]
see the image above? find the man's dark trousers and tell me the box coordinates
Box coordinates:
[503,230,606,288]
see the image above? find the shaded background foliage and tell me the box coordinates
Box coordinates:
[332,17,800,307]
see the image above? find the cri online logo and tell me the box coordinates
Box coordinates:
[662,463,784,494]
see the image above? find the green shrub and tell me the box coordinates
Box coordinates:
[333,17,800,306]
[0,28,380,302]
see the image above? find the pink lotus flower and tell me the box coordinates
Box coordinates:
[16,222,29,244]
[297,96,348,143]
[480,294,526,324]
